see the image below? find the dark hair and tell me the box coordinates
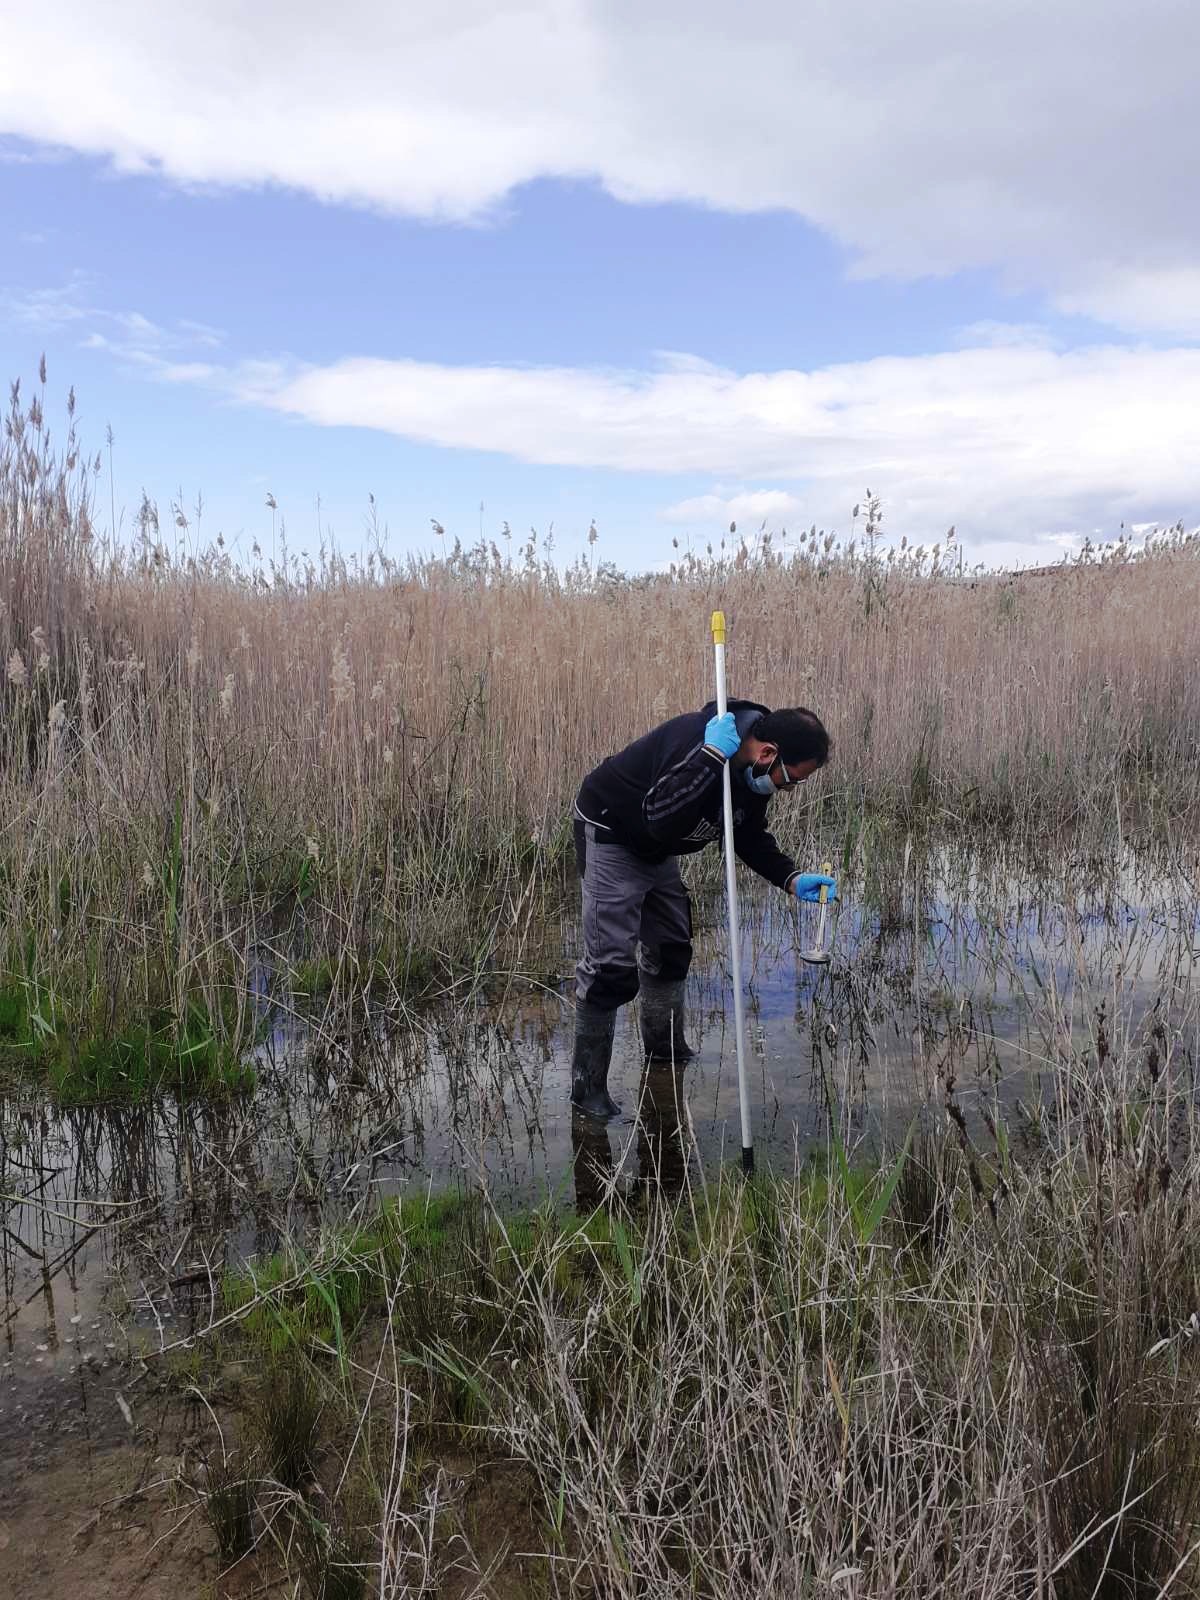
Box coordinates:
[753,707,831,768]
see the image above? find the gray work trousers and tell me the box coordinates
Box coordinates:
[574,820,693,1011]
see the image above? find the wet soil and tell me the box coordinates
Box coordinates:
[0,1339,547,1598]
[0,1350,234,1599]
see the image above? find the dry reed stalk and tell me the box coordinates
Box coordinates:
[2,374,1198,1058]
[184,1026,1200,1599]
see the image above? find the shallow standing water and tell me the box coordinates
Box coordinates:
[2,847,1198,1420]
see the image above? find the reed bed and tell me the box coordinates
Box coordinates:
[2,372,1199,1094]
[163,1024,1200,1599]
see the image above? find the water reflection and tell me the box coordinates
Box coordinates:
[635,1065,691,1202]
[2,848,1197,1394]
[570,1064,692,1214]
[570,1111,615,1213]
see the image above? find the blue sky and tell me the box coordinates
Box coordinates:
[4,2,1200,571]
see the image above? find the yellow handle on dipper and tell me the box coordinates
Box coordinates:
[711,610,726,644]
[818,860,832,904]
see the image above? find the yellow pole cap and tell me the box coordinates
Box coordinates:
[711,610,726,643]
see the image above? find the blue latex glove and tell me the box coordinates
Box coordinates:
[703,711,740,760]
[792,872,838,904]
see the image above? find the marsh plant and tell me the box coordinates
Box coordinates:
[182,1013,1200,1600]
[2,372,1199,1097]
[200,1449,255,1563]
[248,1351,326,1490]
[4,369,1200,1597]
[296,1507,370,1600]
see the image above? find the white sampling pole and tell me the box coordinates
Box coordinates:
[711,610,754,1175]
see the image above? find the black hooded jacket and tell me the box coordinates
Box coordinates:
[574,699,798,889]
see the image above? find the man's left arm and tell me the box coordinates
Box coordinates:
[732,811,800,893]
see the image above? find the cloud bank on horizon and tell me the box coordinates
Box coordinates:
[2,0,1199,558]
[237,344,1200,543]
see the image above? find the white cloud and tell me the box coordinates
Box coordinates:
[19,274,1197,553]
[0,140,65,166]
[2,3,1200,334]
[1054,269,1200,340]
[956,322,1059,351]
[662,489,806,527]
[2,274,93,327]
[213,341,1200,546]
[177,319,225,349]
[2,279,225,359]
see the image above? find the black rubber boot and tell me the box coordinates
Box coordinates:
[570,1001,621,1120]
[639,977,694,1064]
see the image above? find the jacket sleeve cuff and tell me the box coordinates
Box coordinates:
[700,745,729,767]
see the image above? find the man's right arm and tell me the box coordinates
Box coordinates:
[642,746,726,842]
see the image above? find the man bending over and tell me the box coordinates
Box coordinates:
[571,699,836,1119]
